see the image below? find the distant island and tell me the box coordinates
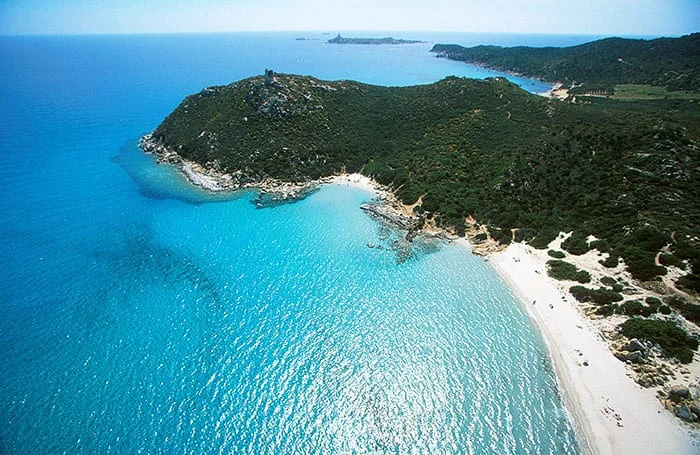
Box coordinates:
[327,34,424,45]
[431,33,700,94]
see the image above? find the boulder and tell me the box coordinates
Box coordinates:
[675,404,696,422]
[614,350,628,361]
[626,338,646,353]
[668,385,691,403]
[638,373,663,388]
[689,402,700,419]
[614,350,644,363]
[627,351,644,363]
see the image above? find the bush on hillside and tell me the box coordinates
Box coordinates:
[548,249,566,259]
[570,285,624,305]
[547,260,591,283]
[561,231,591,255]
[620,318,698,364]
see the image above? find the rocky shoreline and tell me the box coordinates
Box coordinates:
[140,133,330,205]
[139,133,506,252]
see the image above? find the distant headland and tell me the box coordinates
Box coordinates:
[327,34,424,45]
[431,33,700,95]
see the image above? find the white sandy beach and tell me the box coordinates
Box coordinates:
[330,173,384,197]
[489,242,698,454]
[333,171,700,452]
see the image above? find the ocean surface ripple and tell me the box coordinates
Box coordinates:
[0,33,584,454]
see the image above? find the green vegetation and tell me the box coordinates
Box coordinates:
[645,296,662,305]
[617,300,655,317]
[596,304,617,316]
[595,298,664,318]
[599,255,620,269]
[659,253,684,268]
[547,249,565,259]
[620,318,698,364]
[664,296,700,324]
[645,297,662,312]
[151,73,700,285]
[431,34,700,92]
[673,241,700,292]
[529,228,559,249]
[600,276,624,292]
[678,273,700,293]
[611,84,700,100]
[561,231,591,255]
[570,285,624,305]
[547,260,590,283]
[600,276,617,287]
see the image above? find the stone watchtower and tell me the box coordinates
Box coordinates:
[264,69,275,86]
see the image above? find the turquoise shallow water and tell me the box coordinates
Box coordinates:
[0,32,583,453]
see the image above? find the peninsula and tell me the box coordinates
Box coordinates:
[144,71,698,296]
[143,60,700,450]
[327,34,424,45]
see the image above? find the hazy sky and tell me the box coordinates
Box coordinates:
[1,0,698,36]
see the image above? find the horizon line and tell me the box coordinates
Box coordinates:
[0,29,687,39]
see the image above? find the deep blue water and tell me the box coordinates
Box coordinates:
[0,32,583,453]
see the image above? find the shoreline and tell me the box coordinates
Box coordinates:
[139,133,495,248]
[140,134,698,453]
[489,243,698,454]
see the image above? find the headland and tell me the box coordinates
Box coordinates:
[141,52,700,451]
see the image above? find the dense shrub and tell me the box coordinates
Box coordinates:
[548,250,566,259]
[589,239,610,253]
[570,285,624,305]
[513,228,536,243]
[600,276,617,287]
[547,260,591,283]
[620,318,698,363]
[659,305,672,315]
[645,297,662,312]
[600,276,624,292]
[617,300,655,317]
[473,232,488,242]
[677,273,700,293]
[488,226,511,245]
[431,35,700,91]
[664,296,700,324]
[615,230,670,281]
[561,231,591,255]
[645,296,662,306]
[395,184,423,205]
[659,253,684,268]
[529,227,559,250]
[596,304,617,316]
[599,255,620,268]
[617,246,666,281]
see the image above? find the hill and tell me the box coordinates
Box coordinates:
[147,73,700,292]
[431,33,700,92]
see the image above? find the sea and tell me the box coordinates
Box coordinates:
[0,31,608,454]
